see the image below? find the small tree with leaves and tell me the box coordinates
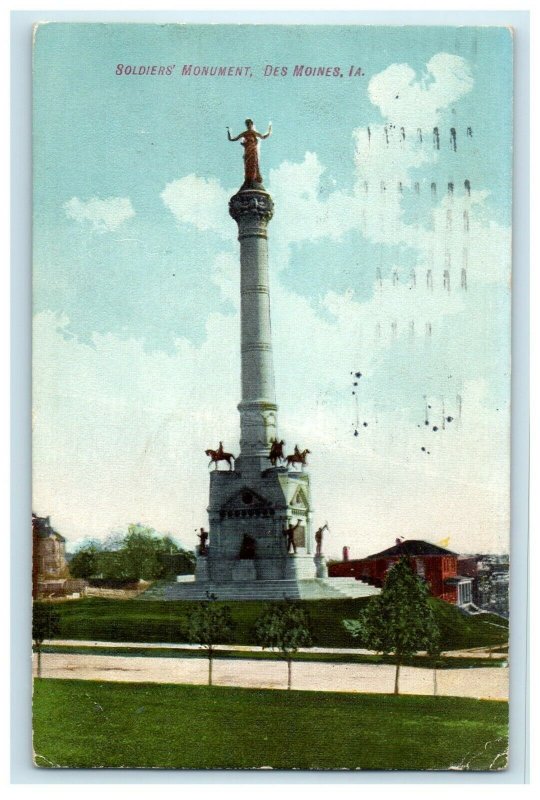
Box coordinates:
[343,557,440,695]
[184,595,235,686]
[32,602,61,678]
[69,539,102,579]
[255,600,313,690]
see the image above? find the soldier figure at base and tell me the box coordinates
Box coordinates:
[315,523,329,556]
[283,519,301,554]
[197,527,209,556]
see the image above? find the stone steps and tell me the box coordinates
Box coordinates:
[297,580,345,599]
[321,578,382,599]
[141,577,380,602]
[142,579,302,601]
[298,579,380,599]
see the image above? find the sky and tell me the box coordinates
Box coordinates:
[32,24,512,557]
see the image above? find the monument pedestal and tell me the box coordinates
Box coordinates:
[195,556,210,582]
[232,560,257,582]
[202,463,317,585]
[314,555,328,579]
[283,554,319,580]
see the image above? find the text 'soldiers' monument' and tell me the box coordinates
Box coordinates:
[195,120,325,593]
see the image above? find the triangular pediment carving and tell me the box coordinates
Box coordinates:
[222,488,273,511]
[220,487,275,520]
[291,488,308,509]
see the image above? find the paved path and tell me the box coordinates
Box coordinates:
[45,639,507,659]
[34,652,508,700]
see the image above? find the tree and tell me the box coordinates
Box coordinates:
[255,600,313,690]
[69,527,194,583]
[343,557,440,695]
[184,596,235,686]
[69,539,102,579]
[32,602,61,678]
[158,535,196,577]
[98,548,131,581]
[98,531,133,581]
[122,525,166,580]
[78,526,193,582]
[161,535,180,554]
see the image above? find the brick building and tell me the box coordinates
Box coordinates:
[329,539,474,607]
[32,514,69,597]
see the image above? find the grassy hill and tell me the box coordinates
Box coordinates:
[428,597,508,650]
[44,596,508,651]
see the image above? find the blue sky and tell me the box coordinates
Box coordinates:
[33,24,512,555]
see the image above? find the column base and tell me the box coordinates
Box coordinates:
[283,554,318,580]
[314,555,328,579]
[194,556,210,582]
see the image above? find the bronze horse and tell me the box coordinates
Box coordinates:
[267,438,285,466]
[205,441,235,471]
[285,446,310,468]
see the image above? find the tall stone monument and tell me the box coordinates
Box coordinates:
[143,123,380,601]
[196,120,326,589]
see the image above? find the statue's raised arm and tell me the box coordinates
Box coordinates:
[256,122,272,140]
[226,126,242,142]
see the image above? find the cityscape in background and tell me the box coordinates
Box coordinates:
[33,512,509,619]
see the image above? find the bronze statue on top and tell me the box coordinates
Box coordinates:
[227,119,272,188]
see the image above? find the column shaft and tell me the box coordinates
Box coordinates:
[229,189,277,469]
[239,233,276,403]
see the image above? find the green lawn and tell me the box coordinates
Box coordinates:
[33,679,508,770]
[47,597,508,650]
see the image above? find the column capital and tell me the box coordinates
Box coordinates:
[229,189,274,226]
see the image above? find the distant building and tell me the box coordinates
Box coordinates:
[475,554,509,618]
[329,539,474,607]
[32,513,85,598]
[32,514,68,578]
[457,555,479,578]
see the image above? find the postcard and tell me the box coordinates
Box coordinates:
[32,23,511,770]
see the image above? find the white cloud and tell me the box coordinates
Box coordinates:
[160,174,233,240]
[268,152,355,249]
[64,196,135,231]
[368,53,474,129]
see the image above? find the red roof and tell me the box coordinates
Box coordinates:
[363,539,457,560]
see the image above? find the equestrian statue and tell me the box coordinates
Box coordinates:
[205,441,235,471]
[285,445,311,469]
